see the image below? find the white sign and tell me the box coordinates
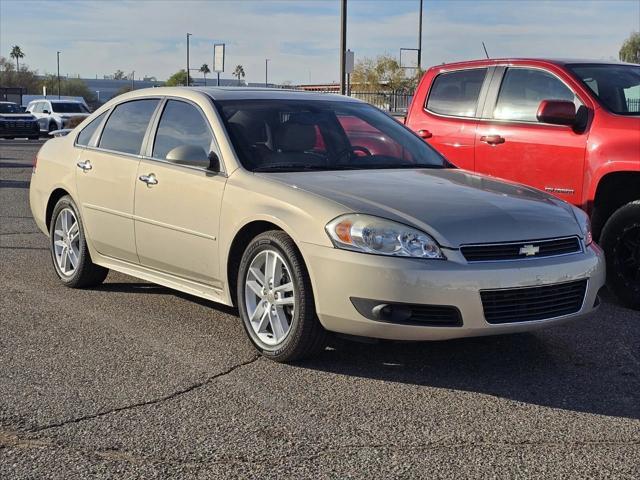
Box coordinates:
[213,44,225,72]
[345,49,354,74]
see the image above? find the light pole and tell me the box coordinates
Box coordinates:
[186,33,192,86]
[265,59,270,88]
[417,0,423,70]
[56,51,61,99]
[339,0,347,95]
[96,90,100,102]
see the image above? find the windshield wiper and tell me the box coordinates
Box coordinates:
[253,164,330,172]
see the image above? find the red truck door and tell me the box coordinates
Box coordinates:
[409,67,492,171]
[474,67,588,205]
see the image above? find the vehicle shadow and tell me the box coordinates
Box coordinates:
[302,314,640,420]
[90,281,639,420]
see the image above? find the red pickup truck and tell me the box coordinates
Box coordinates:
[405,59,640,309]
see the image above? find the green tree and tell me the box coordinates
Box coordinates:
[113,69,126,80]
[0,56,41,93]
[350,54,420,92]
[10,45,24,71]
[165,69,191,86]
[199,63,211,86]
[40,75,98,108]
[619,32,640,64]
[233,65,245,85]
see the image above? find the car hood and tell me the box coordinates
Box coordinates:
[261,168,581,248]
[0,113,36,120]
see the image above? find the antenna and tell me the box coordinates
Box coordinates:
[482,42,490,59]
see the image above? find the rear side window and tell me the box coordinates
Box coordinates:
[494,68,578,122]
[76,112,107,147]
[99,99,159,155]
[152,100,213,160]
[426,69,487,117]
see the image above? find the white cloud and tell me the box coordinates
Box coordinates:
[1,0,636,84]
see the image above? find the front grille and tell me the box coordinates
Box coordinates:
[1,121,38,132]
[480,280,587,324]
[461,237,581,262]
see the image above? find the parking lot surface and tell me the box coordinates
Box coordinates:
[1,139,639,479]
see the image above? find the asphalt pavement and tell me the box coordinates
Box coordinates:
[1,139,639,479]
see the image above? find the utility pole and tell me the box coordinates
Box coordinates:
[56,51,61,99]
[186,33,192,86]
[339,0,347,95]
[417,0,423,70]
[265,59,270,87]
[131,71,135,90]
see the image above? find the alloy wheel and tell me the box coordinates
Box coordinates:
[616,224,640,286]
[53,208,81,276]
[244,249,296,346]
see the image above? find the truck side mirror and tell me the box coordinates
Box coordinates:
[536,100,576,126]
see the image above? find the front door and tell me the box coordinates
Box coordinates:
[75,98,160,263]
[133,99,226,286]
[474,67,588,205]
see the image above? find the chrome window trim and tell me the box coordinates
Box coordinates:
[142,96,227,176]
[460,235,584,263]
[73,110,110,148]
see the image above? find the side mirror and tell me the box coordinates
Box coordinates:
[43,109,50,114]
[166,145,220,171]
[536,100,576,126]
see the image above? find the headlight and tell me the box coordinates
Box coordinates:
[325,214,445,259]
[573,207,592,245]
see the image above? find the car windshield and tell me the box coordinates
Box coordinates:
[0,103,21,114]
[51,102,89,113]
[567,63,640,115]
[215,99,447,172]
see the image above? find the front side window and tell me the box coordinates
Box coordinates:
[99,99,159,155]
[567,63,640,115]
[51,102,89,114]
[152,100,213,160]
[217,99,446,172]
[494,68,578,122]
[76,112,107,146]
[426,68,487,117]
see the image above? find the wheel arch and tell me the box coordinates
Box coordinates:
[591,171,640,240]
[45,187,72,231]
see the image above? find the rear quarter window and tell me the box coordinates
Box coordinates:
[426,68,487,117]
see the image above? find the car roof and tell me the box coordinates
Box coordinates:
[432,58,635,69]
[117,86,363,103]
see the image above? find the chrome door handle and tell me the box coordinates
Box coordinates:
[139,173,158,185]
[480,135,505,145]
[76,160,92,171]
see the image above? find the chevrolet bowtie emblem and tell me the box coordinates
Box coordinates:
[519,244,540,256]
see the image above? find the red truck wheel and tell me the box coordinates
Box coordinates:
[600,201,640,310]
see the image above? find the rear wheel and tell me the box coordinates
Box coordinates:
[49,196,109,288]
[237,231,328,362]
[600,201,640,310]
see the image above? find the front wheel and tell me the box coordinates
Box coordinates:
[237,231,328,362]
[49,195,109,288]
[600,201,640,310]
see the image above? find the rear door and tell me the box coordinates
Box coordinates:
[75,98,160,263]
[474,66,588,205]
[133,98,226,286]
[410,67,492,170]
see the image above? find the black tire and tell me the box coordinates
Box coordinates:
[49,195,109,288]
[237,231,328,362]
[600,200,640,310]
[48,122,57,133]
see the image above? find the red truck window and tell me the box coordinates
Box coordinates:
[494,68,578,122]
[426,68,487,118]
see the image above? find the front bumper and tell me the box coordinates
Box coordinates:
[300,242,605,341]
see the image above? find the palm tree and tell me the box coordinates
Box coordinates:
[233,65,245,86]
[199,63,211,86]
[10,45,24,72]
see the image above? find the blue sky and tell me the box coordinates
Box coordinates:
[1,0,638,84]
